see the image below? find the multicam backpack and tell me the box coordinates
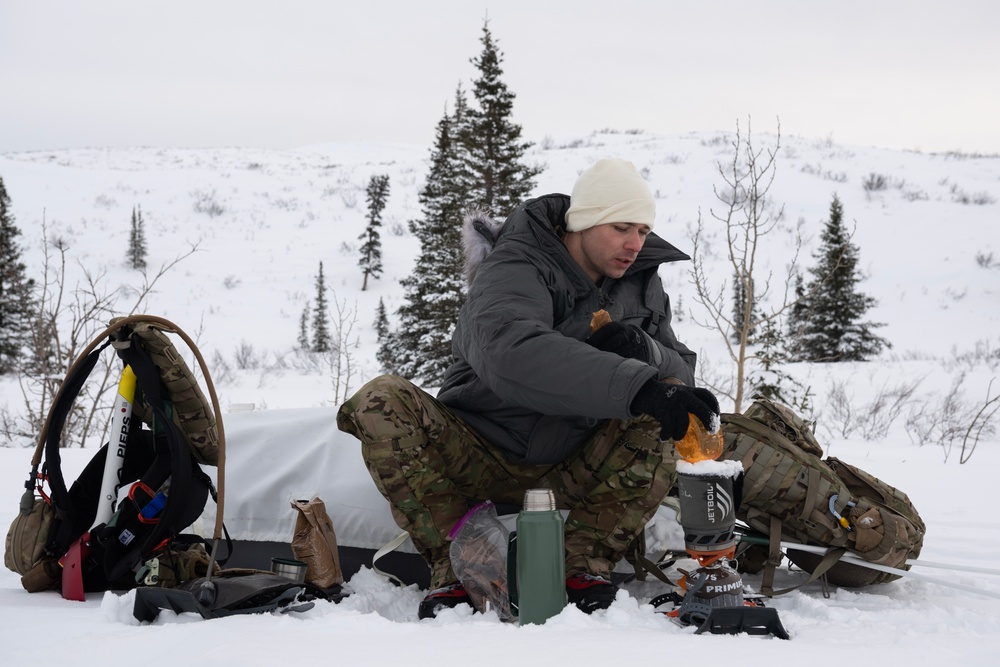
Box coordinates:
[5,315,223,593]
[721,399,926,595]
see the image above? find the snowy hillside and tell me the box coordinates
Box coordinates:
[1,129,997,439]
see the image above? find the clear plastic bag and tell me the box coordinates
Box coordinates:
[448,500,514,622]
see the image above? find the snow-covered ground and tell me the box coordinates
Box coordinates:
[1,131,999,664]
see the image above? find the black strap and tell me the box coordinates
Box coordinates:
[44,339,113,508]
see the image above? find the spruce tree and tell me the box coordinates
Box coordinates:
[785,271,809,360]
[394,22,540,384]
[461,19,541,217]
[312,262,332,353]
[748,319,811,412]
[374,297,396,374]
[359,174,389,291]
[298,303,311,350]
[127,205,148,269]
[0,176,35,374]
[731,271,757,343]
[395,99,469,384]
[795,195,889,362]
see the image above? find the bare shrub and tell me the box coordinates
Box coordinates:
[862,173,888,193]
[905,373,998,463]
[7,216,199,448]
[950,183,997,205]
[821,376,923,441]
[271,197,299,211]
[328,291,359,405]
[210,350,234,386]
[94,194,118,209]
[858,378,923,440]
[689,118,809,412]
[700,133,729,148]
[800,163,848,183]
[824,381,855,439]
[948,339,1000,372]
[233,340,261,370]
[192,188,225,217]
[975,251,996,269]
[901,187,929,202]
[959,379,999,463]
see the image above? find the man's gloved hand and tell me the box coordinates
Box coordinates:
[630,378,721,441]
[585,322,650,362]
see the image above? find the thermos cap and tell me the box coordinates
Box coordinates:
[523,488,556,512]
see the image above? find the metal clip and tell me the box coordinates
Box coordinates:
[136,557,160,585]
[828,494,856,532]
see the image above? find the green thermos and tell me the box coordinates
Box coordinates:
[514,488,566,625]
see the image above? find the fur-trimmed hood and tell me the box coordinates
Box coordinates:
[461,210,505,286]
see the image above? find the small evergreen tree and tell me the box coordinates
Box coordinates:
[127,205,148,269]
[460,19,541,217]
[731,271,757,343]
[794,195,890,362]
[312,262,332,353]
[0,176,35,374]
[374,298,397,373]
[785,271,809,360]
[297,302,311,350]
[748,319,812,413]
[359,174,389,291]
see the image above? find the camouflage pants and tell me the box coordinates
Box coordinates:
[336,375,677,589]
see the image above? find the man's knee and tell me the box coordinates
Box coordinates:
[336,374,427,441]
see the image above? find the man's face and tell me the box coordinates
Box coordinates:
[566,222,651,283]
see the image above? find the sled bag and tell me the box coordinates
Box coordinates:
[721,399,926,592]
[132,570,328,621]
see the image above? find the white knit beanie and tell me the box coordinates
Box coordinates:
[565,158,655,232]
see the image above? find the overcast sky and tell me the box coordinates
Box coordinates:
[2,1,998,155]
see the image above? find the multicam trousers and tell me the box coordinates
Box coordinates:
[336,374,678,589]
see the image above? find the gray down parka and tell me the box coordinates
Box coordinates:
[437,193,697,464]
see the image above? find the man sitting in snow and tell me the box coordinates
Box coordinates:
[337,158,719,619]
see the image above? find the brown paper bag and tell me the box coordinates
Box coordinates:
[290,498,344,588]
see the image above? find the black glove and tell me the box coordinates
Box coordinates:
[630,379,721,441]
[585,322,650,362]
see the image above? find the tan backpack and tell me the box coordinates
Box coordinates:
[721,399,926,595]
